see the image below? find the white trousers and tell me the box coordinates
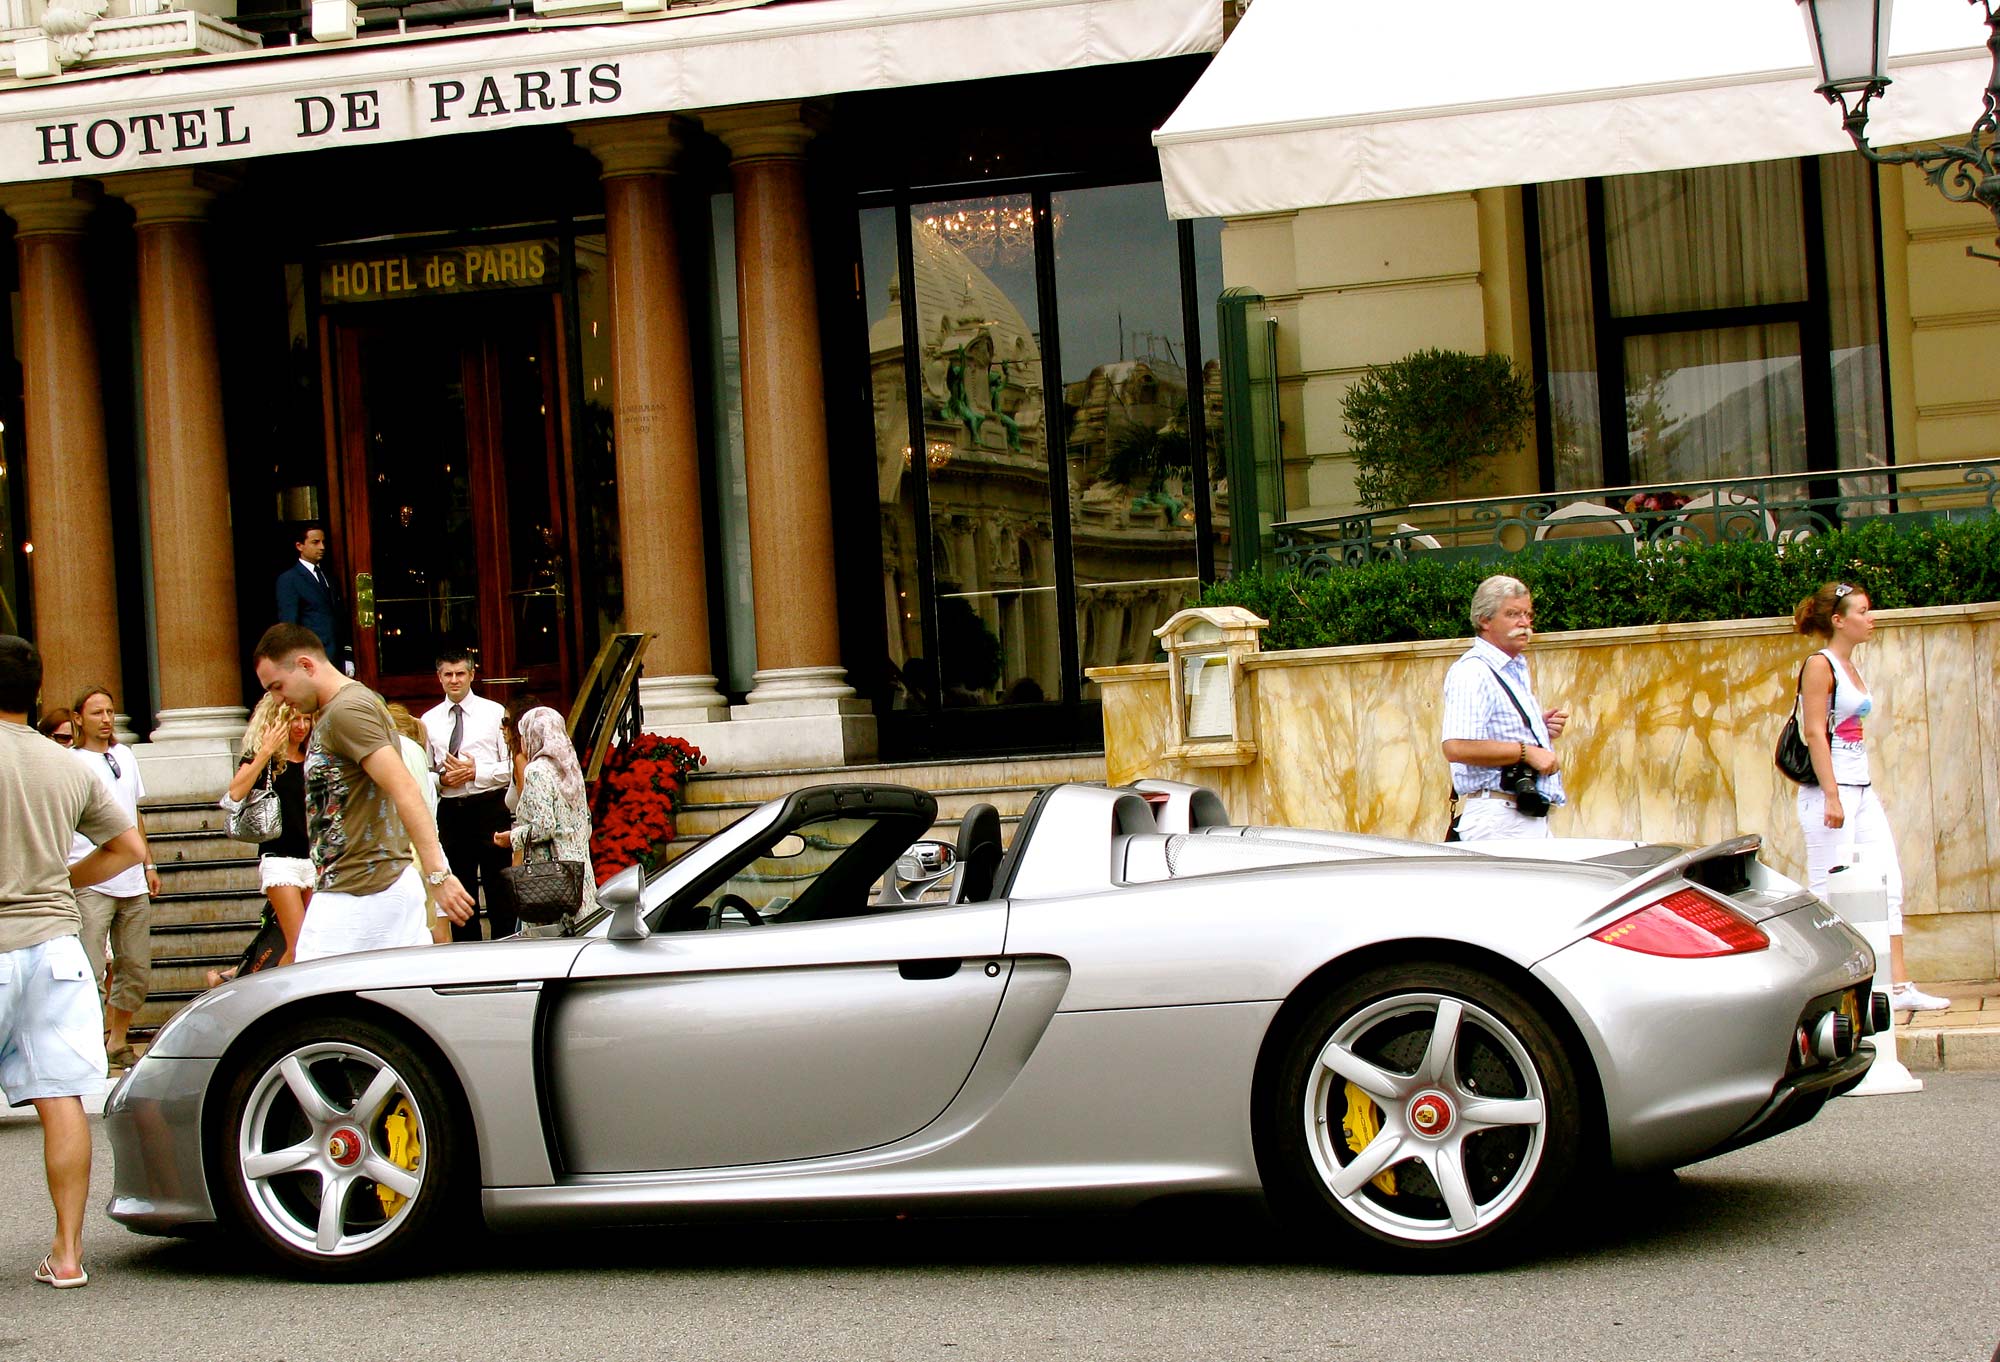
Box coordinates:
[1796,783,1904,935]
[295,865,434,962]
[1455,798,1553,842]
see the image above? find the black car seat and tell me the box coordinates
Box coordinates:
[950,802,1004,903]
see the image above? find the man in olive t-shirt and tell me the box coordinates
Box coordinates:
[251,624,473,960]
[0,635,147,1290]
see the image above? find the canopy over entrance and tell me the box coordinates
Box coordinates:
[0,0,1221,184]
[1154,0,1991,218]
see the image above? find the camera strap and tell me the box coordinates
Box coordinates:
[1483,662,1546,747]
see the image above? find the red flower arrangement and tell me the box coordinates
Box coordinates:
[587,733,706,883]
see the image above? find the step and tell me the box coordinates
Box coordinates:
[682,753,1106,807]
[152,859,264,894]
[148,889,270,928]
[138,800,233,836]
[149,830,260,864]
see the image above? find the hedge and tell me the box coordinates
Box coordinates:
[1200,516,2000,651]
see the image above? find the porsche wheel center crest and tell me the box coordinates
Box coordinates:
[1407,1091,1454,1139]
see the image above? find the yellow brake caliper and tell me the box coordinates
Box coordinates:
[1340,1081,1398,1196]
[375,1098,422,1217]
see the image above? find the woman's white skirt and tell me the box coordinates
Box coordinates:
[258,856,316,892]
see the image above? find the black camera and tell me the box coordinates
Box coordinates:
[1497,762,1550,818]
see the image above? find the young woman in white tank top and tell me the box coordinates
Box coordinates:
[1791,582,1946,1012]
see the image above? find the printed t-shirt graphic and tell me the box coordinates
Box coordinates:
[304,684,411,895]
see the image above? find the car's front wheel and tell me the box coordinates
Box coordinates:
[217,1014,462,1277]
[1262,962,1583,1264]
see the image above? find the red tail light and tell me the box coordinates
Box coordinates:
[1593,888,1769,958]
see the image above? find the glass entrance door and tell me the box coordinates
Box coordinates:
[331,302,578,713]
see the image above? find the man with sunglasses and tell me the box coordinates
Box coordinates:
[64,688,159,1070]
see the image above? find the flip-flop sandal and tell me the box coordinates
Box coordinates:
[33,1257,88,1289]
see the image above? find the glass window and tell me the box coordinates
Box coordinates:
[1623,324,1804,483]
[903,193,1057,709]
[1054,182,1200,689]
[683,814,907,927]
[708,195,757,696]
[1534,156,1885,493]
[1604,163,1807,316]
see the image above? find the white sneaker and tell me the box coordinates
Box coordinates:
[1890,982,1951,1012]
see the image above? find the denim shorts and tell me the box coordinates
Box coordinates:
[0,934,108,1106]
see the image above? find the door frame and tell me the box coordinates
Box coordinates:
[319,291,583,711]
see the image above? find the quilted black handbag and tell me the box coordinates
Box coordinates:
[490,858,585,925]
[1774,660,1833,786]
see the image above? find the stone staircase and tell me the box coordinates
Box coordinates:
[671,752,1109,856]
[134,797,266,1037]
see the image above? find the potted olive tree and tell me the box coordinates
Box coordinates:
[1341,348,1535,510]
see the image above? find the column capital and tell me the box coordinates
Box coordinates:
[702,102,826,164]
[572,115,696,181]
[0,179,102,237]
[109,168,237,226]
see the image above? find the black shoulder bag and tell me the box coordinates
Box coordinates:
[1775,658,1835,786]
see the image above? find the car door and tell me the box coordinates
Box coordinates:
[545,900,1011,1174]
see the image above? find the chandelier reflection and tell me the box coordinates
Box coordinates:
[918,202,1060,266]
[903,441,954,471]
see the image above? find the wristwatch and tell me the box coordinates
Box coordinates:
[425,867,452,887]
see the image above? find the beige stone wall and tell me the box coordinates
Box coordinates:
[1098,603,2000,981]
[1218,188,1537,521]
[1881,161,2000,482]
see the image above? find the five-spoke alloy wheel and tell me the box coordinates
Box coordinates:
[1263,962,1582,1262]
[219,1016,461,1276]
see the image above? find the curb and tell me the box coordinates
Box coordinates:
[1897,1027,2000,1072]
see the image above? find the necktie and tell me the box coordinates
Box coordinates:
[448,704,464,757]
[315,566,329,593]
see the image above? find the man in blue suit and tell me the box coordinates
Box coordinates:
[275,524,353,675]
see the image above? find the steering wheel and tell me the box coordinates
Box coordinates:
[710,892,766,927]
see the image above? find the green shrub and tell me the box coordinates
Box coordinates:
[1202,516,2000,650]
[1341,349,1536,510]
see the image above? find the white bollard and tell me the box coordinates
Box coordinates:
[1824,855,1922,1096]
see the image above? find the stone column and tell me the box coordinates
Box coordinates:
[704,102,873,767]
[0,180,129,734]
[571,116,728,726]
[112,170,246,791]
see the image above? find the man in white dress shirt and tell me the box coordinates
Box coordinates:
[1440,575,1569,843]
[65,687,159,1068]
[419,646,516,940]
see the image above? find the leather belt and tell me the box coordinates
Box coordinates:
[1459,790,1518,805]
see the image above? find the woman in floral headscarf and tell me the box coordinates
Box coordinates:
[491,706,597,913]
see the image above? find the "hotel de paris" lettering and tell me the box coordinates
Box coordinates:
[33,61,623,168]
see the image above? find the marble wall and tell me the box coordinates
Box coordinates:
[1095,603,2000,982]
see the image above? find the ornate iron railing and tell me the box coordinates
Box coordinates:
[1271,459,2000,576]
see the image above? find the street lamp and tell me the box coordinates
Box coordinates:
[1797,0,2000,260]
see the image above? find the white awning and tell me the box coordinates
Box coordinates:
[1154,0,1991,219]
[0,0,1221,185]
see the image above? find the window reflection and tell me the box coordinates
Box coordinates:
[1055,183,1200,689]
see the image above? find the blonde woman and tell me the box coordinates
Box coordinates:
[491,707,597,915]
[213,695,313,982]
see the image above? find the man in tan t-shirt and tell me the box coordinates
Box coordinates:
[0,635,147,1290]
[250,624,472,958]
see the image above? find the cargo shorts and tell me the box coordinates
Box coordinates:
[0,935,108,1106]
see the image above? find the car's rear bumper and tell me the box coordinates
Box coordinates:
[103,1055,220,1235]
[1705,1041,1875,1161]
[1534,902,1875,1171]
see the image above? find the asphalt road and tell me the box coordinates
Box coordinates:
[1,1074,1996,1362]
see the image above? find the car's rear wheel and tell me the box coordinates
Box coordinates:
[1263,962,1582,1264]
[217,1014,461,1277]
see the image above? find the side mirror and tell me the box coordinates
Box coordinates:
[880,839,957,904]
[600,863,650,941]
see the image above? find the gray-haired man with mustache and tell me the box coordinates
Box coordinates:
[1440,574,1569,842]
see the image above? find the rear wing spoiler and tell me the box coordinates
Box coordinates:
[1582,833,1765,930]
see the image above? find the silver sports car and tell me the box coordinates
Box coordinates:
[105,779,1883,1274]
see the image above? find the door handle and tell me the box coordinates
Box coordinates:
[897,958,962,980]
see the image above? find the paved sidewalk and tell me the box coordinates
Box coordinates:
[1896,979,2000,1072]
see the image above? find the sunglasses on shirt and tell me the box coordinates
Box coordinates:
[103,750,120,779]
